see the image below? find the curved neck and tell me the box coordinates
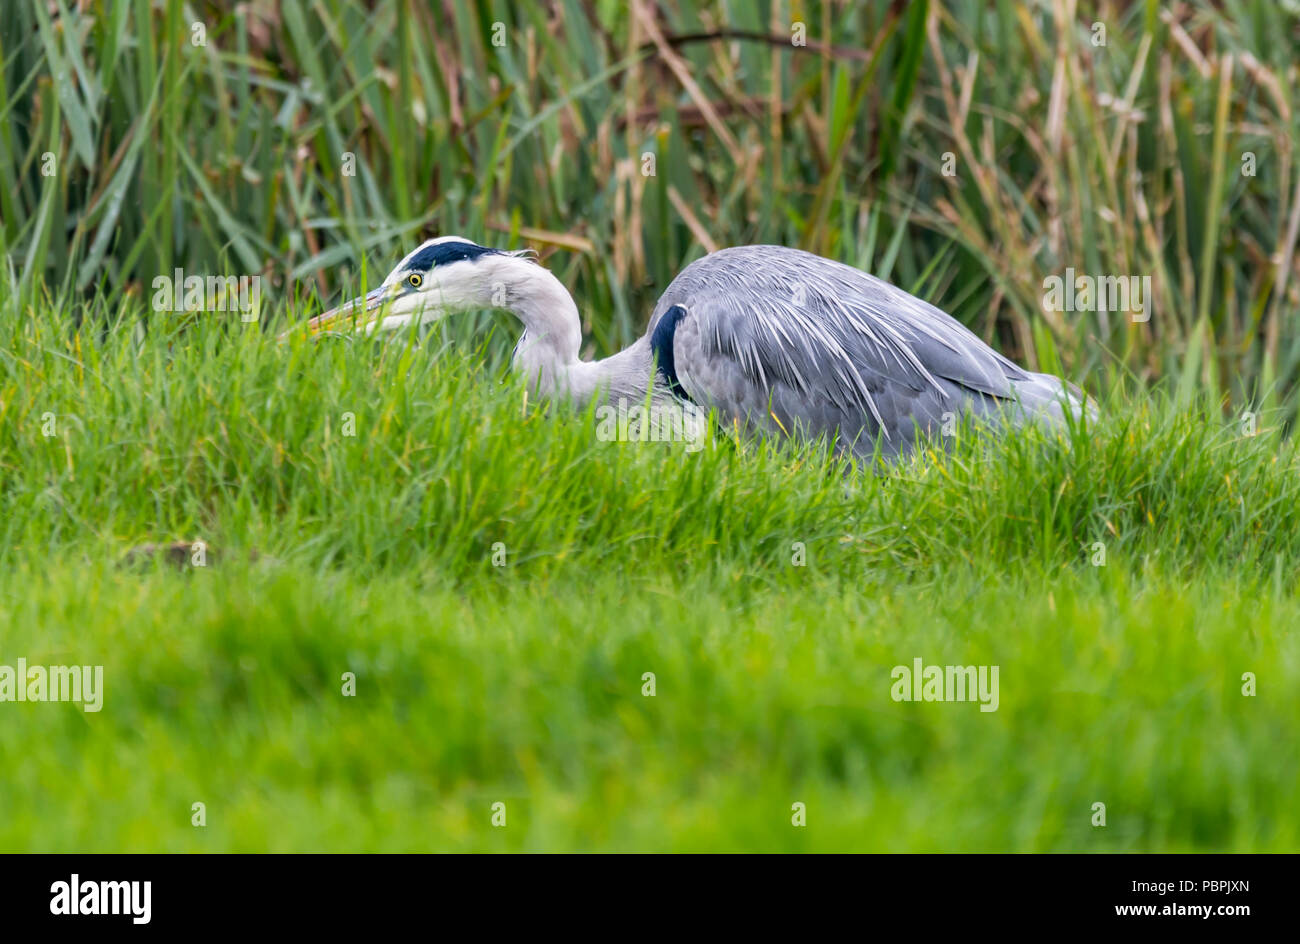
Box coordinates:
[501,258,653,407]
[499,258,582,366]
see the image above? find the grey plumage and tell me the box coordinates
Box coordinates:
[647,245,1087,459]
[299,236,1090,461]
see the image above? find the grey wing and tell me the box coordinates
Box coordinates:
[649,245,1079,458]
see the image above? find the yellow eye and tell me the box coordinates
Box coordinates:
[408,273,422,287]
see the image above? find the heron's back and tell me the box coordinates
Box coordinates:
[647,245,1088,457]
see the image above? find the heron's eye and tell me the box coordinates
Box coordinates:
[407,273,423,288]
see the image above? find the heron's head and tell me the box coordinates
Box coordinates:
[299,236,532,336]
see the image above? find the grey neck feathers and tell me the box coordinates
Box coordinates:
[501,258,654,408]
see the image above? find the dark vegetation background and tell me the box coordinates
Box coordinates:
[3,0,1298,414]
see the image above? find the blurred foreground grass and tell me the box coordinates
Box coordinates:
[2,565,1295,852]
[0,302,1296,851]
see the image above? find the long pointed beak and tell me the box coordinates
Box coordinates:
[281,284,396,340]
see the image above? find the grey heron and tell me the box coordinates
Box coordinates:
[295,237,1090,458]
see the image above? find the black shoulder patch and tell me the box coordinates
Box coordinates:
[404,240,500,272]
[650,304,692,403]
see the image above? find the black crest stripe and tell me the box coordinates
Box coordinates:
[404,241,500,272]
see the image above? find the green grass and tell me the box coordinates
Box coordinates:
[2,0,1298,852]
[1,302,1297,851]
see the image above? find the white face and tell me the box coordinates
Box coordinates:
[300,236,501,336]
